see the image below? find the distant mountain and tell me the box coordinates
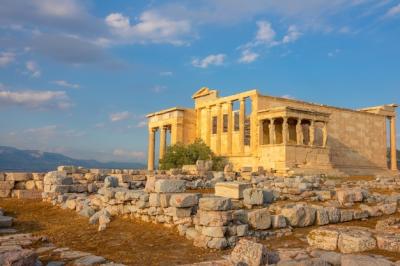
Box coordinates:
[0,146,146,172]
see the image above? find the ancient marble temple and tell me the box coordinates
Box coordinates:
[147,88,398,176]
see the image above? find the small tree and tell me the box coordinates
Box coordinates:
[159,139,226,171]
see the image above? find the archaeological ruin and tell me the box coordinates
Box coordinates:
[147,88,398,176]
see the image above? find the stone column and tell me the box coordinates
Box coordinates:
[206,106,211,146]
[282,117,288,145]
[196,108,201,139]
[309,120,315,146]
[216,103,223,155]
[250,96,258,155]
[296,119,303,145]
[269,118,275,144]
[390,116,398,171]
[322,121,328,147]
[147,128,156,171]
[227,101,233,155]
[159,126,167,160]
[239,98,245,154]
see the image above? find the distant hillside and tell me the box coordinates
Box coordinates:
[0,146,146,172]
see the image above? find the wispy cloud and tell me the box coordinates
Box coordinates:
[0,52,16,67]
[109,111,131,122]
[328,48,341,57]
[25,60,41,78]
[51,80,80,89]
[105,11,191,45]
[151,85,167,93]
[0,89,71,109]
[136,120,147,128]
[192,54,226,68]
[238,49,259,64]
[282,25,302,44]
[384,3,400,18]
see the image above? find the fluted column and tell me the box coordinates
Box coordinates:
[216,103,223,155]
[206,106,211,146]
[250,96,258,155]
[309,120,315,146]
[227,101,233,155]
[390,116,398,171]
[196,108,201,139]
[159,126,167,160]
[322,121,328,147]
[282,117,288,145]
[296,119,303,145]
[239,98,245,154]
[147,128,156,171]
[269,118,275,144]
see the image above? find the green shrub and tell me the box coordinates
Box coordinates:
[159,139,226,170]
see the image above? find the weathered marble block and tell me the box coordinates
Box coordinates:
[199,196,232,211]
[214,182,251,199]
[155,179,186,193]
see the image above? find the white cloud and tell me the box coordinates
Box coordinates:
[160,71,173,76]
[51,80,80,89]
[282,25,302,44]
[238,49,259,63]
[192,54,226,68]
[255,21,276,44]
[0,52,15,67]
[385,4,400,18]
[34,0,82,18]
[0,89,71,109]
[105,11,191,45]
[25,61,41,78]
[113,148,145,159]
[281,94,295,99]
[109,111,131,122]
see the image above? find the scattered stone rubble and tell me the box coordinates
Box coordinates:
[0,208,124,266]
[1,163,400,264]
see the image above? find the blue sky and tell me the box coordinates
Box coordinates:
[0,0,399,163]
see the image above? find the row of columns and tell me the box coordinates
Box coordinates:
[196,97,249,156]
[265,117,328,147]
[389,116,397,171]
[147,125,170,171]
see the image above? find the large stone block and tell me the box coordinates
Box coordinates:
[198,210,232,226]
[6,172,32,181]
[0,189,11,198]
[243,188,264,206]
[12,189,42,199]
[199,196,232,211]
[307,228,339,251]
[0,181,14,190]
[230,239,268,266]
[280,204,316,227]
[0,216,13,228]
[336,189,364,204]
[201,226,227,238]
[247,208,271,230]
[214,182,251,199]
[104,176,119,188]
[154,179,186,193]
[338,228,376,253]
[164,207,192,218]
[169,193,199,207]
[376,233,400,253]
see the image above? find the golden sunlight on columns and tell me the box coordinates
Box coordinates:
[282,117,288,145]
[196,108,201,139]
[309,120,315,146]
[250,96,258,154]
[159,126,167,160]
[322,121,328,147]
[390,116,398,171]
[147,128,156,171]
[269,118,275,144]
[227,101,233,155]
[296,119,303,145]
[216,103,223,155]
[239,98,245,154]
[206,106,211,146]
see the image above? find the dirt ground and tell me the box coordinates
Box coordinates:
[0,198,225,266]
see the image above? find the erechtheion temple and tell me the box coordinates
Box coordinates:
[147,88,398,176]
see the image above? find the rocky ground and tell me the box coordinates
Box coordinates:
[1,163,400,265]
